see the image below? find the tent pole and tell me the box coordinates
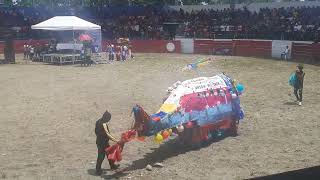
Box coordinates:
[73,29,75,64]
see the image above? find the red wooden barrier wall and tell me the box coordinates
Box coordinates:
[1,40,180,54]
[131,40,181,53]
[102,40,181,53]
[194,40,233,55]
[292,42,320,62]
[194,40,214,54]
[0,43,4,54]
[1,39,318,63]
[0,40,50,54]
[233,40,271,58]
[194,39,271,57]
[13,39,49,53]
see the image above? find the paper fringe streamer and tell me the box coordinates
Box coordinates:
[182,58,213,72]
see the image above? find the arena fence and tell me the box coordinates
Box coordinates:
[292,42,320,62]
[0,39,319,63]
[102,40,181,54]
[0,42,4,54]
[179,39,318,63]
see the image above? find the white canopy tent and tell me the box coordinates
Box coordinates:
[31,16,101,31]
[31,16,102,64]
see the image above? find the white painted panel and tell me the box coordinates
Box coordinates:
[272,40,292,59]
[178,38,194,54]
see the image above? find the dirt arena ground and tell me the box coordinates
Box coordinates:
[0,53,319,180]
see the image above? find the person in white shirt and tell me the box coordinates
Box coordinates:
[121,46,126,61]
[29,46,34,60]
[23,44,28,59]
[109,44,115,61]
[94,46,99,53]
[123,45,128,60]
[281,46,290,60]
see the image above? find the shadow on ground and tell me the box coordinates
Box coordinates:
[125,136,230,172]
[87,168,129,179]
[86,136,231,179]
[283,102,298,106]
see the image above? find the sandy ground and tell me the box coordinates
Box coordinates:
[0,53,319,180]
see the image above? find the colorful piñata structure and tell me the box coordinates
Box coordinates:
[106,73,245,161]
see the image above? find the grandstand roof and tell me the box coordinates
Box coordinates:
[31,16,101,31]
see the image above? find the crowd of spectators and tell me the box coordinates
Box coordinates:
[0,5,320,41]
[173,6,320,41]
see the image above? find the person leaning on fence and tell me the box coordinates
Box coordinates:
[281,46,290,60]
[95,110,120,176]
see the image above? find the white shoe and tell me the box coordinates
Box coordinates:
[298,102,302,106]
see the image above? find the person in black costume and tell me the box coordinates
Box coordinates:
[95,110,119,175]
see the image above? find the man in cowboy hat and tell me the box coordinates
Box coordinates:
[95,110,119,175]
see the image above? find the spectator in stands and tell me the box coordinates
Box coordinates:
[1,5,320,41]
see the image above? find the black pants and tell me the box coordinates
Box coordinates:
[29,53,34,60]
[96,144,115,171]
[294,88,303,102]
[109,53,114,61]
